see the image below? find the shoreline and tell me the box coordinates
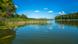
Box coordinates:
[0,19,50,30]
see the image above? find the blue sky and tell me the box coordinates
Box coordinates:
[13,0,78,19]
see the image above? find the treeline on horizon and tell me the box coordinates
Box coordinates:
[55,12,78,19]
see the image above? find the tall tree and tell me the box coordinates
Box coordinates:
[0,0,16,17]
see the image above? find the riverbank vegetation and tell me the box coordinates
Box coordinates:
[55,12,78,21]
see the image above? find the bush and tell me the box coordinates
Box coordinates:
[0,21,5,26]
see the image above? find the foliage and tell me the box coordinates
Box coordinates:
[0,0,15,17]
[0,0,28,18]
[0,21,5,26]
[55,12,78,19]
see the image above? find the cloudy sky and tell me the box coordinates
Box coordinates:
[13,0,78,19]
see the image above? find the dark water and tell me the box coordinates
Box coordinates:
[0,21,78,44]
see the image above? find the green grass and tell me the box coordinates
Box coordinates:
[0,17,50,30]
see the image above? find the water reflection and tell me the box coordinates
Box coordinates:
[0,29,16,44]
[55,21,78,27]
[1,20,78,44]
[12,21,78,44]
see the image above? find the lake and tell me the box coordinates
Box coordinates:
[0,20,78,44]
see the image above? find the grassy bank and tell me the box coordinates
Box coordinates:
[0,18,50,29]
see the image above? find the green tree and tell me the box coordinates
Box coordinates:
[0,0,16,17]
[21,14,28,18]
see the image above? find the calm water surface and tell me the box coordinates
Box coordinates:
[0,21,78,44]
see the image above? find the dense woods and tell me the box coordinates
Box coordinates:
[0,0,27,18]
[55,12,78,19]
[0,0,15,17]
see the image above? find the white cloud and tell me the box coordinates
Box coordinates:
[44,8,49,10]
[59,12,62,14]
[34,10,40,13]
[15,5,18,8]
[58,11,65,15]
[48,10,53,13]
